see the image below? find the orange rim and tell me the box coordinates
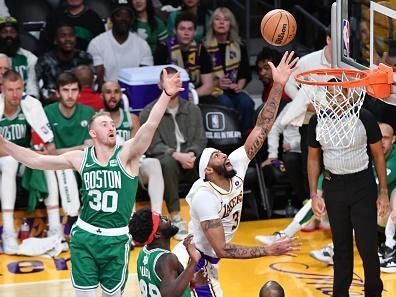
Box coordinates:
[294,68,369,88]
[295,64,393,99]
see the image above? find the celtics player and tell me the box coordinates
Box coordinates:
[176,51,300,297]
[0,69,183,297]
[45,72,95,230]
[130,208,207,297]
[0,70,59,254]
[101,81,164,213]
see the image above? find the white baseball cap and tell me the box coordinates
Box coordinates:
[199,148,217,179]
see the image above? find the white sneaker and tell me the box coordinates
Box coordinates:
[1,231,19,255]
[380,256,396,273]
[255,231,287,245]
[172,219,188,241]
[310,244,334,265]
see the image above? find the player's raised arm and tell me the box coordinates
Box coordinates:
[120,69,184,162]
[0,135,81,171]
[244,51,298,160]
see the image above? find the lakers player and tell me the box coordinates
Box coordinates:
[175,51,300,297]
[0,69,183,297]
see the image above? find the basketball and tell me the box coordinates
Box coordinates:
[260,9,297,46]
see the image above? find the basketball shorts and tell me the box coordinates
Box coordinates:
[70,225,131,295]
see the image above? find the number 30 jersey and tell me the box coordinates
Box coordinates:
[186,147,251,258]
[79,145,138,228]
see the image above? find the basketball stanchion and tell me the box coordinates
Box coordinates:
[295,63,393,147]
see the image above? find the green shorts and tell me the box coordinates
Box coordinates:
[70,225,131,294]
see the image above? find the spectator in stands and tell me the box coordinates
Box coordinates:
[0,53,10,92]
[0,17,39,98]
[87,0,153,87]
[139,66,206,241]
[167,0,212,42]
[35,23,93,105]
[73,64,103,111]
[155,13,214,102]
[39,0,105,53]
[0,70,60,254]
[45,72,95,235]
[262,103,306,207]
[203,7,255,133]
[256,47,290,114]
[101,81,164,214]
[259,281,285,297]
[131,0,168,55]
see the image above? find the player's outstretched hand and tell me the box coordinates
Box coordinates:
[183,234,201,264]
[191,268,209,287]
[161,69,185,97]
[269,51,299,86]
[264,236,300,256]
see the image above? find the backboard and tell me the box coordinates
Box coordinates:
[332,0,396,105]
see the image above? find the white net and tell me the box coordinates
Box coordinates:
[298,70,367,147]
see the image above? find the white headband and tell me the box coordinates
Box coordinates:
[199,148,217,179]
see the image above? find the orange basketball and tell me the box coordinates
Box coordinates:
[260,9,297,46]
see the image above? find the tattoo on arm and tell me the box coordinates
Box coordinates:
[246,84,283,159]
[223,243,267,259]
[202,219,222,230]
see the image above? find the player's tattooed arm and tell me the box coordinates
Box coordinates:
[201,219,298,259]
[244,51,298,160]
[244,89,282,160]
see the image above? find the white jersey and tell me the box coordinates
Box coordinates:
[186,146,250,258]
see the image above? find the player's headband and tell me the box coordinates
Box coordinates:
[145,212,160,245]
[199,147,217,179]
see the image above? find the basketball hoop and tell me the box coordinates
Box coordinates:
[295,63,393,147]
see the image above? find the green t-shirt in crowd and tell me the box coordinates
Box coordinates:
[132,17,168,54]
[44,102,95,148]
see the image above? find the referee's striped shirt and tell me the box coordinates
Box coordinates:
[308,109,382,175]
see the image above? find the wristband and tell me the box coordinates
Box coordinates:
[163,88,172,97]
[310,193,318,199]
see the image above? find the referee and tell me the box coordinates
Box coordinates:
[308,108,390,297]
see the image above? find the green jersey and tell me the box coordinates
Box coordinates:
[374,144,396,194]
[0,108,30,147]
[116,108,132,143]
[79,145,138,228]
[132,17,168,54]
[45,103,95,148]
[137,247,190,297]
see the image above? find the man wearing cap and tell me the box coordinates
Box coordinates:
[87,0,153,88]
[0,16,39,98]
[179,51,299,297]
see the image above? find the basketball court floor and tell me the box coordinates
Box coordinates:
[1,200,396,297]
